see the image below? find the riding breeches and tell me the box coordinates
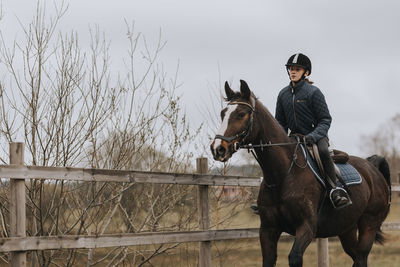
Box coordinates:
[317,137,337,188]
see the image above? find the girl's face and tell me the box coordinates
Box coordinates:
[288,66,309,83]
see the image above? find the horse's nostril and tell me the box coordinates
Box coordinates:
[216,146,226,156]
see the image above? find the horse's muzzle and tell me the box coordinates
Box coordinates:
[210,139,238,162]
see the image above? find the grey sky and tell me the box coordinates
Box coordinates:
[2,0,400,157]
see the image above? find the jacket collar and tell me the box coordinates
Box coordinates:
[290,79,306,92]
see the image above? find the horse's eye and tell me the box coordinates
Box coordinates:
[238,112,246,118]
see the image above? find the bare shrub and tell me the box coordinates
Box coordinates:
[0,2,201,266]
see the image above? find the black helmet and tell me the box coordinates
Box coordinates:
[285,53,312,75]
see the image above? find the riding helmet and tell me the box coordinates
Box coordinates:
[285,53,312,75]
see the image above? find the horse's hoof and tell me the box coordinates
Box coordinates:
[250,204,260,215]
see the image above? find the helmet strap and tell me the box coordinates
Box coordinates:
[287,69,308,84]
[300,67,311,81]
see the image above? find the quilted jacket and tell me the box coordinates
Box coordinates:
[275,80,332,142]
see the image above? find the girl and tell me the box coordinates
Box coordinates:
[275,53,350,209]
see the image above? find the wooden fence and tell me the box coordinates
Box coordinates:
[0,142,399,267]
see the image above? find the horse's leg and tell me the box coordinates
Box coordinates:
[288,221,315,267]
[259,226,281,267]
[339,224,377,267]
[338,227,359,266]
[355,223,379,267]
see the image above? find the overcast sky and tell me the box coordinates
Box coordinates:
[2,0,400,157]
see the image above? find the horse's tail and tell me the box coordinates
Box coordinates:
[366,155,391,245]
[366,155,391,202]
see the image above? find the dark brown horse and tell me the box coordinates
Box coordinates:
[210,80,391,267]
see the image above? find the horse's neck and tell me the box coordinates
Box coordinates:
[254,101,290,144]
[253,102,293,182]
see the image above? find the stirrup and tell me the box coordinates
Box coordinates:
[329,188,352,209]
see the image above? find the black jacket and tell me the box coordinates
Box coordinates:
[275,80,332,142]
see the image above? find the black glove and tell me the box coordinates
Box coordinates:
[305,135,314,146]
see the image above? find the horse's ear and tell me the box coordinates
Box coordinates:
[224,81,235,100]
[240,80,251,100]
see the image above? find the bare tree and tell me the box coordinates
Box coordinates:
[0,2,201,266]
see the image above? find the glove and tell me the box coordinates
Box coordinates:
[305,135,314,146]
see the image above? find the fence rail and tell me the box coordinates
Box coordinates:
[1,223,399,253]
[0,143,399,267]
[0,164,261,186]
[0,229,259,252]
[2,164,398,190]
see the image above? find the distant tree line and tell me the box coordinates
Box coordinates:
[361,114,400,183]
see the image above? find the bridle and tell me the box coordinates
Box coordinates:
[214,99,255,152]
[214,98,308,187]
[214,97,299,152]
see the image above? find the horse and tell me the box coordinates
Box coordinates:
[210,80,391,267]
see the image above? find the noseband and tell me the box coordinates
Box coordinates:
[214,100,255,151]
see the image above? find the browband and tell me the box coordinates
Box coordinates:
[228,101,254,111]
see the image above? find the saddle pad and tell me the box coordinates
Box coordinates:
[300,145,362,188]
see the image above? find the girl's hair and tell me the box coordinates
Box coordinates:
[305,78,314,84]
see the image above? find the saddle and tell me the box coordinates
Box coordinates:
[306,144,350,189]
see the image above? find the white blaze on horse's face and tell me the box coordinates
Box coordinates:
[211,104,238,161]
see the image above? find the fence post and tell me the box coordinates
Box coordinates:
[197,157,211,267]
[317,238,329,267]
[9,142,26,267]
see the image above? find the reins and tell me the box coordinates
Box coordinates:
[240,141,298,149]
[241,137,308,188]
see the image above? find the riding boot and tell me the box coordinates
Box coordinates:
[317,137,351,209]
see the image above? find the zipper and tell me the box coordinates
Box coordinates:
[291,88,299,131]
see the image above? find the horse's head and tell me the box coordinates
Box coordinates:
[211,80,256,162]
